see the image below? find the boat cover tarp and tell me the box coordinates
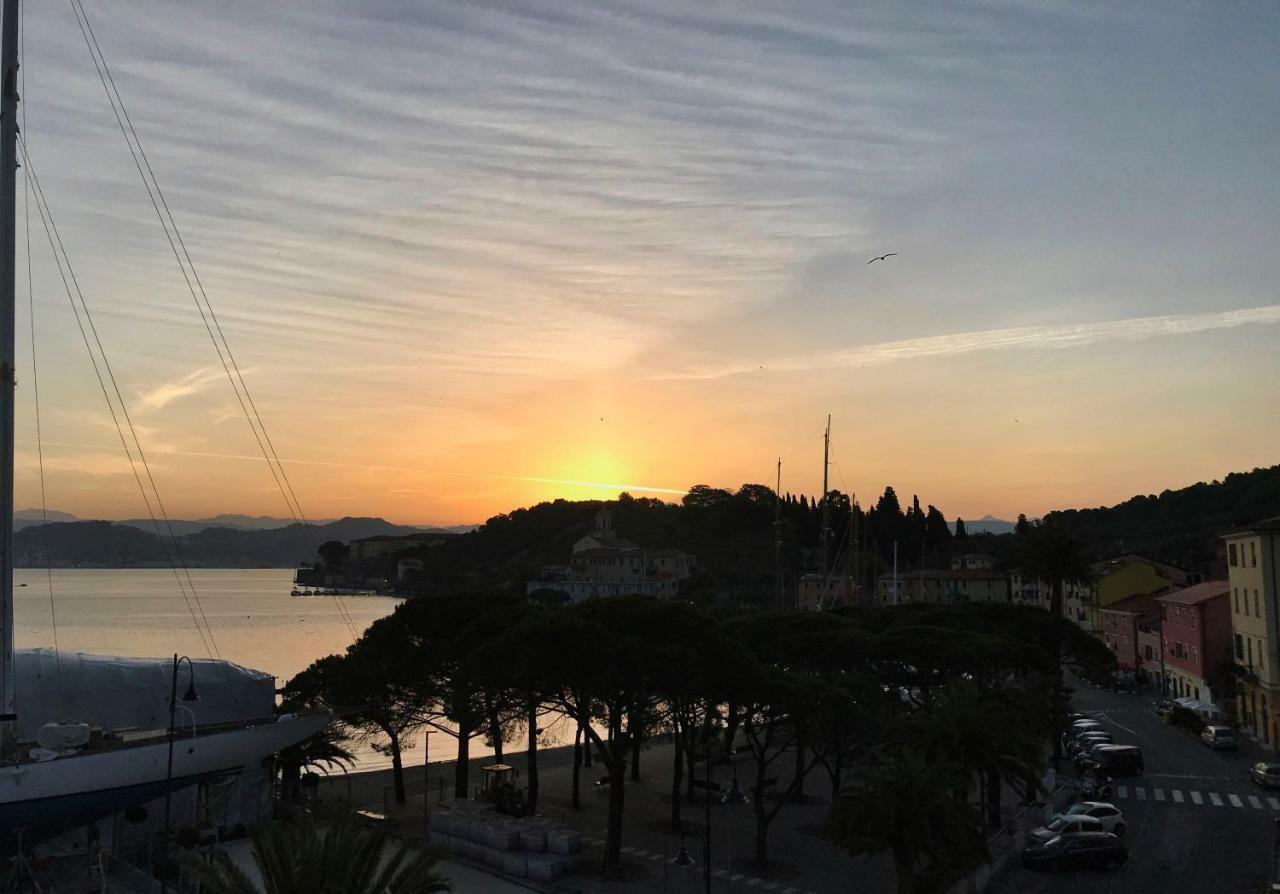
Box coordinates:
[14,648,275,741]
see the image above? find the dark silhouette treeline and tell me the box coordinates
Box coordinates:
[1041,464,1280,572]
[384,482,978,603]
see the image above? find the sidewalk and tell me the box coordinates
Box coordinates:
[318,739,886,892]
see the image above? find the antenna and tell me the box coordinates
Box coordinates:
[819,415,831,577]
[774,458,783,608]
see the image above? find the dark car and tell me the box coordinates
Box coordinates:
[1068,732,1113,755]
[1022,831,1128,871]
[1078,745,1144,777]
[1251,762,1280,789]
[1154,698,1175,717]
[1073,742,1117,769]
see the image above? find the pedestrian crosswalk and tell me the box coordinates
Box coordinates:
[1112,785,1280,810]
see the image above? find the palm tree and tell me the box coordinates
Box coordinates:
[277,724,356,803]
[827,751,988,894]
[904,684,1045,830]
[188,814,450,894]
[1018,523,1094,755]
[1019,522,1093,629]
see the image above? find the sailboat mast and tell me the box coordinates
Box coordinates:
[819,414,830,575]
[0,0,18,742]
[773,457,782,607]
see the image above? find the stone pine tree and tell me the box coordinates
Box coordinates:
[953,517,968,540]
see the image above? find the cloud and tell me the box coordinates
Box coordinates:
[658,305,1280,380]
[134,366,226,412]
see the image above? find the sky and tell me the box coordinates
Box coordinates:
[11,1,1280,526]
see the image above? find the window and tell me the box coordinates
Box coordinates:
[1230,543,1239,566]
[1235,589,1240,613]
[1195,687,1201,700]
[1248,638,1253,666]
[1256,591,1261,617]
[1238,634,1246,660]
[1252,542,1258,567]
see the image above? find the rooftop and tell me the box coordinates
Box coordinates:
[1156,580,1229,606]
[1091,553,1187,578]
[1100,592,1162,616]
[1222,516,1280,538]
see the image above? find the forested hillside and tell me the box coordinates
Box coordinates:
[13,517,425,567]
[1043,465,1280,571]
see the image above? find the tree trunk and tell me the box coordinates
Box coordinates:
[582,719,592,768]
[671,730,684,833]
[985,767,1002,829]
[686,745,698,804]
[389,732,406,804]
[791,736,805,801]
[893,847,917,894]
[525,696,539,814]
[723,702,740,756]
[630,715,642,783]
[752,776,769,870]
[489,702,503,763]
[1051,579,1065,760]
[603,739,629,877]
[571,726,582,810]
[454,722,471,799]
[830,750,843,800]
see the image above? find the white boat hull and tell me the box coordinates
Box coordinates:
[0,713,329,848]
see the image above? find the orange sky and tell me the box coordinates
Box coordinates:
[11,3,1279,526]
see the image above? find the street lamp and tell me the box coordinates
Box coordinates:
[161,654,199,891]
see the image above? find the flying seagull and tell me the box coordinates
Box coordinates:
[867,252,898,264]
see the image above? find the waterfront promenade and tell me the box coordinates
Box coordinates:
[316,737,1045,893]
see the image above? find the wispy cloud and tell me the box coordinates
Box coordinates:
[658,305,1280,380]
[134,366,226,412]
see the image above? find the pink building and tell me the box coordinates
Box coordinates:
[1099,593,1159,678]
[1158,581,1231,706]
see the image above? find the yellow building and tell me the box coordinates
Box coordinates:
[1225,518,1280,748]
[1085,555,1192,630]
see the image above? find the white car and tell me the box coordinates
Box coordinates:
[1064,801,1127,835]
[1028,813,1105,843]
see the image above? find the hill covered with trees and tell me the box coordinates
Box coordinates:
[13,517,424,568]
[1042,464,1280,571]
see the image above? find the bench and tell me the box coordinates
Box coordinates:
[593,776,611,789]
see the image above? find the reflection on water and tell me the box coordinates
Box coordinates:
[12,568,578,770]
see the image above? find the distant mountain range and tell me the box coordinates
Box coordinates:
[13,509,473,537]
[950,514,1017,536]
[11,513,475,568]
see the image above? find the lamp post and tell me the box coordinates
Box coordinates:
[423,728,431,831]
[161,654,198,891]
[690,749,721,894]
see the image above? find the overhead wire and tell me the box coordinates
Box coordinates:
[67,0,359,639]
[18,138,218,659]
[19,4,58,670]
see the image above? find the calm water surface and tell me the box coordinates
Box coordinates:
[13,568,564,771]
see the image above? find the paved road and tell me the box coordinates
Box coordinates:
[991,679,1279,894]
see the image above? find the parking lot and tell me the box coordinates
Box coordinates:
[990,679,1280,893]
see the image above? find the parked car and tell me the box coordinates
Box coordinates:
[1063,801,1127,835]
[1078,745,1144,777]
[1074,743,1118,770]
[1068,732,1113,755]
[1154,698,1175,717]
[1071,719,1104,734]
[1021,832,1128,872]
[1201,724,1238,750]
[1029,814,1105,844]
[1251,762,1280,789]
